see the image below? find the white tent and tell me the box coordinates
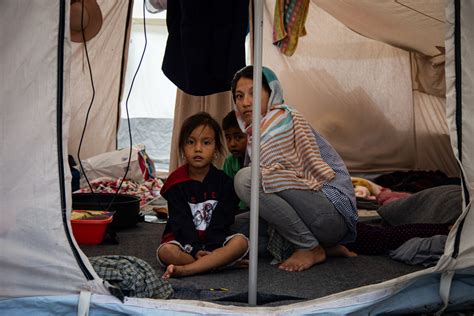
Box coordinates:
[1,0,473,314]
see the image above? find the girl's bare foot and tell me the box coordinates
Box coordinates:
[325,245,357,257]
[162,264,188,279]
[235,259,249,268]
[161,264,176,280]
[278,245,326,272]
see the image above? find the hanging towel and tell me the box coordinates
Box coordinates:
[273,0,310,56]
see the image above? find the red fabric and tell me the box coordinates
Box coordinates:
[160,164,192,196]
[160,231,207,244]
[376,187,411,206]
[161,232,175,244]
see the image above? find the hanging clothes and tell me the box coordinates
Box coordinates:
[273,0,310,56]
[162,0,249,96]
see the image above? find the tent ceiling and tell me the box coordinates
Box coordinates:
[313,0,445,59]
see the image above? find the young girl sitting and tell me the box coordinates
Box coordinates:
[157,112,249,279]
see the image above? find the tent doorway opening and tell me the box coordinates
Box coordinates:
[117,2,174,172]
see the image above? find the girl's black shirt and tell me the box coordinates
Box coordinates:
[160,164,239,257]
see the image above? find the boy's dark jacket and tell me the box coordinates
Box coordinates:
[160,164,239,257]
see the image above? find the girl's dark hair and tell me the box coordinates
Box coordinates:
[231,65,271,102]
[178,112,225,158]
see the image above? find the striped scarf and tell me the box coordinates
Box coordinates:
[258,104,335,193]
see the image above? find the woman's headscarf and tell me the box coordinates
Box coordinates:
[233,66,283,133]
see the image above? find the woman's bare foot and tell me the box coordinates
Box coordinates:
[278,246,326,272]
[325,245,357,257]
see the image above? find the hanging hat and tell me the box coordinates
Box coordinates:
[70,0,103,43]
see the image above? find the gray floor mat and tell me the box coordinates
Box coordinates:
[81,222,424,306]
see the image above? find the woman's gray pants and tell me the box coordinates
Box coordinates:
[234,167,348,250]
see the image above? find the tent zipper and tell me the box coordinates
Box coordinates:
[57,0,94,281]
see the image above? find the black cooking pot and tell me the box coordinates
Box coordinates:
[72,193,141,229]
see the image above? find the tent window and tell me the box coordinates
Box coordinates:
[118,5,174,172]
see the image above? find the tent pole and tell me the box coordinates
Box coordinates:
[248,0,264,306]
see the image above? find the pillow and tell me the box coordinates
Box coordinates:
[377,185,462,226]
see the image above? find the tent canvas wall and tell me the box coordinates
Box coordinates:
[1,0,473,314]
[262,0,458,177]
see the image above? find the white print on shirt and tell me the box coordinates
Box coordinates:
[188,200,218,231]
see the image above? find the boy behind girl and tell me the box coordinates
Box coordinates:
[223,111,270,255]
[222,110,248,211]
[222,110,247,180]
